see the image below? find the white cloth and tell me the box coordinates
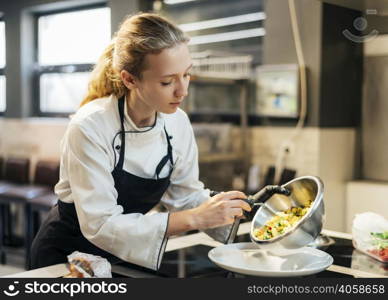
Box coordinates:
[55,94,231,270]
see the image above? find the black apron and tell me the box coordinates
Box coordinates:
[30,95,174,269]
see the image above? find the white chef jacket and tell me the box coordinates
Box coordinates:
[54,94,231,270]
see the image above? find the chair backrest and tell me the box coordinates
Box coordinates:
[4,157,30,184]
[34,160,60,187]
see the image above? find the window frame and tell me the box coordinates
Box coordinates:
[33,3,109,117]
[0,17,5,115]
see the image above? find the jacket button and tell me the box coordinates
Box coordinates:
[115,145,121,150]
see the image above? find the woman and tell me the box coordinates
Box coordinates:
[30,12,251,271]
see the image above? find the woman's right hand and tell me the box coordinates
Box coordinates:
[191,191,251,230]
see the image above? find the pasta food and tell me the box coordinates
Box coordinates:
[253,200,313,240]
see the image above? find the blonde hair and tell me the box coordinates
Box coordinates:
[80,12,190,106]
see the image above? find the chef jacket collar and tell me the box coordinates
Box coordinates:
[111,94,166,142]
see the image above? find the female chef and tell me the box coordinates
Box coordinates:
[30,12,251,270]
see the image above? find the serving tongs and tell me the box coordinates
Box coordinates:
[225,185,291,244]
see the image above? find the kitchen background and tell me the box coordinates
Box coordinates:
[0,0,388,273]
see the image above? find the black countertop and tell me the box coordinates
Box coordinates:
[112,234,388,278]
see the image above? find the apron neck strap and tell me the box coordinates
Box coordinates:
[117,95,126,171]
[155,127,174,179]
[117,95,174,177]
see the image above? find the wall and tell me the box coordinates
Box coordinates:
[346,181,388,232]
[344,20,388,229]
[263,0,322,127]
[318,128,356,231]
[250,126,356,232]
[362,43,388,181]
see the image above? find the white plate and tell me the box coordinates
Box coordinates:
[208,242,333,277]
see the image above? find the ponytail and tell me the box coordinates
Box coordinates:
[80,41,126,107]
[80,12,189,107]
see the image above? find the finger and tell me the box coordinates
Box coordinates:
[223,191,247,200]
[212,192,227,201]
[229,208,244,218]
[229,199,251,212]
[225,217,236,225]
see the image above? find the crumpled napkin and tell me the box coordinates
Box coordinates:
[66,251,112,278]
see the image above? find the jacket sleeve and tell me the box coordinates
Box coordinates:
[63,121,169,270]
[160,119,232,243]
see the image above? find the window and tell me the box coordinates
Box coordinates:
[0,20,5,113]
[35,6,111,115]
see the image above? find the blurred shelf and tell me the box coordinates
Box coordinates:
[190,75,248,84]
[198,152,244,163]
[187,72,250,186]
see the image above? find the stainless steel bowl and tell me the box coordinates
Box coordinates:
[250,176,325,250]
